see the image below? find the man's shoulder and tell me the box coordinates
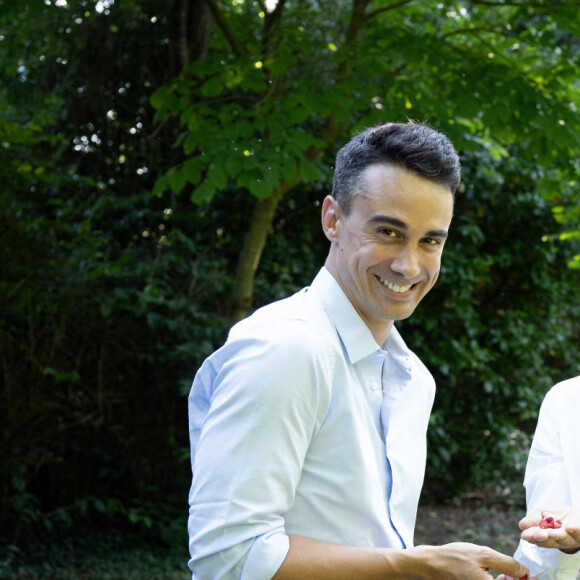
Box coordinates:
[230,288,335,348]
[550,375,580,396]
[544,376,580,409]
[197,289,342,409]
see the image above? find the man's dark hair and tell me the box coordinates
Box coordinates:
[331,121,461,215]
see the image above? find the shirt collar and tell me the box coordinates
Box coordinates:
[308,268,382,364]
[308,268,414,373]
[384,325,413,375]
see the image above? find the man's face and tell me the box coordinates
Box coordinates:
[323,163,454,344]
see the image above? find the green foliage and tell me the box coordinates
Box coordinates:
[547,167,580,268]
[0,0,231,545]
[0,515,189,579]
[152,0,580,205]
[0,180,224,526]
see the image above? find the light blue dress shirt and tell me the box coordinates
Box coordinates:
[188,267,436,579]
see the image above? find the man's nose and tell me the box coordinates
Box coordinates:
[390,245,421,278]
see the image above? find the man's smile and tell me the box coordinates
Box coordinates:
[377,275,414,294]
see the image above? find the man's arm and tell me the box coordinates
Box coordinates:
[273,534,528,579]
[188,320,333,578]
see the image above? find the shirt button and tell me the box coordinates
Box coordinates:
[371,383,380,391]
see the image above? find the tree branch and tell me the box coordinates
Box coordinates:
[366,0,415,22]
[469,0,580,7]
[442,26,500,39]
[462,28,525,70]
[263,0,287,57]
[205,0,246,56]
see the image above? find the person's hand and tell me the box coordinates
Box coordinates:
[411,542,528,579]
[519,507,580,554]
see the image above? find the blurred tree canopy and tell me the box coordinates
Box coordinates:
[151,0,580,321]
[1,0,579,548]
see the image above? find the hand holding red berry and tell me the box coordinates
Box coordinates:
[519,507,580,554]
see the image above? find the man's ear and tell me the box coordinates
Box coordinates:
[321,195,341,242]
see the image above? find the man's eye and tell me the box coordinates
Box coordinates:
[380,229,397,237]
[424,238,440,245]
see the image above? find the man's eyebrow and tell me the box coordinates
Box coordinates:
[369,215,407,230]
[368,214,449,239]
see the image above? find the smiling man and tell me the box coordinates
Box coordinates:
[187,122,528,579]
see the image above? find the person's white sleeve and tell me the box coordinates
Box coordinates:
[514,388,580,579]
[188,321,330,579]
[514,539,580,579]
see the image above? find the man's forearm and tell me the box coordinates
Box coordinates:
[272,534,423,579]
[273,534,528,580]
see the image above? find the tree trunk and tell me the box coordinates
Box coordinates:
[229,130,340,325]
[168,0,211,74]
[230,189,286,325]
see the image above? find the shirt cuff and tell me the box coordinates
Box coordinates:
[241,527,290,580]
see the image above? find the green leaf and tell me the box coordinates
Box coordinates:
[201,76,223,97]
[225,154,243,177]
[299,159,321,181]
[150,86,174,110]
[230,120,255,140]
[288,105,309,124]
[262,165,280,188]
[237,169,258,189]
[186,111,200,132]
[248,179,272,200]
[281,157,298,182]
[184,133,199,155]
[168,168,187,194]
[182,157,203,185]
[240,74,266,92]
[207,161,228,190]
[288,129,312,150]
[152,175,168,196]
[191,182,215,203]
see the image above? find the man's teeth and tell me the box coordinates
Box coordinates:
[378,277,412,293]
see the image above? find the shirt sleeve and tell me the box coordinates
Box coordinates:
[514,387,580,579]
[188,318,331,579]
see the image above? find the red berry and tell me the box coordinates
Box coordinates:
[539,517,562,529]
[519,575,528,580]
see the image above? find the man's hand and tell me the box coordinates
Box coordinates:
[519,507,580,554]
[410,542,529,580]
